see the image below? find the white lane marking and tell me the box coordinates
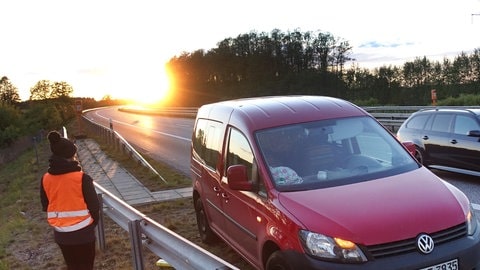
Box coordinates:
[473,203,480,211]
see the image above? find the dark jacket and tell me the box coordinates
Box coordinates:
[40,155,100,245]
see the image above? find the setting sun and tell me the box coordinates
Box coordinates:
[105,63,172,106]
[127,67,171,105]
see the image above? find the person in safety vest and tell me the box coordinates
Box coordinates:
[40,130,100,270]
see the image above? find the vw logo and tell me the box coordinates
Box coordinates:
[417,234,435,254]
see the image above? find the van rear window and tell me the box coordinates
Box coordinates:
[192,119,223,169]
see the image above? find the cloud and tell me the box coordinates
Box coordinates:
[359,41,416,49]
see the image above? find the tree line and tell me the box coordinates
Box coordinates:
[166,29,480,106]
[1,28,480,147]
[0,77,119,148]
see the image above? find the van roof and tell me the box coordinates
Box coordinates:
[197,96,369,131]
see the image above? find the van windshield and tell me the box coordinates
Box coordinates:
[255,116,419,191]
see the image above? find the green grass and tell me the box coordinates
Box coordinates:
[98,142,191,191]
[0,122,252,270]
[0,138,166,269]
[0,140,66,269]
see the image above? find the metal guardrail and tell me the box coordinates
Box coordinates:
[116,104,480,133]
[118,106,198,118]
[65,121,240,270]
[94,184,239,270]
[115,105,419,132]
[81,116,167,183]
[364,106,480,132]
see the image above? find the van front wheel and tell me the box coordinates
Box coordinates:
[266,251,293,270]
[195,198,217,244]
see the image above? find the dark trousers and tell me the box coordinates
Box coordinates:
[58,241,96,270]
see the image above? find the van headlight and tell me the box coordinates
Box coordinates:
[299,230,367,263]
[467,206,478,235]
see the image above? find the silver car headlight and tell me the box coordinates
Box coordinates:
[467,206,478,236]
[299,230,367,263]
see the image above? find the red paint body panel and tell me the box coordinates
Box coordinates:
[191,96,480,270]
[279,167,468,245]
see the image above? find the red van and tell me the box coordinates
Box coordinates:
[190,96,480,270]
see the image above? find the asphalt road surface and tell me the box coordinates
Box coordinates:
[83,107,480,211]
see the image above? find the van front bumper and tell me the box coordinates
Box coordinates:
[283,227,480,270]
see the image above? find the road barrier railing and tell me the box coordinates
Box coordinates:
[364,105,480,132]
[64,122,239,270]
[80,115,167,183]
[115,105,425,132]
[94,183,239,270]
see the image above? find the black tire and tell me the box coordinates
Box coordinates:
[266,251,293,270]
[194,198,217,244]
[414,146,425,165]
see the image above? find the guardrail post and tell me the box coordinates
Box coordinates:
[96,193,106,251]
[129,219,145,270]
[115,136,121,152]
[107,129,113,146]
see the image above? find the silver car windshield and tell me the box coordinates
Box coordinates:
[256,116,419,191]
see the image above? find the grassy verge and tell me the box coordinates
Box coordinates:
[0,140,64,270]
[78,123,253,269]
[0,139,155,269]
[0,123,252,270]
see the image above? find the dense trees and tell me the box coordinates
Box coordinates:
[0,76,126,147]
[30,80,74,100]
[0,79,77,147]
[0,103,22,147]
[1,28,479,146]
[166,29,480,106]
[0,77,22,147]
[0,76,21,104]
[167,29,353,105]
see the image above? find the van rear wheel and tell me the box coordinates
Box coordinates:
[195,198,217,244]
[266,251,293,270]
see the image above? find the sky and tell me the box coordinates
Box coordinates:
[1,0,479,102]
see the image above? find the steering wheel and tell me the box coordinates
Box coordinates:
[350,165,368,174]
[343,155,380,175]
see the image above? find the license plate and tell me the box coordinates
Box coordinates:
[419,259,458,270]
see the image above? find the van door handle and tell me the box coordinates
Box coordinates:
[422,136,429,140]
[450,139,457,144]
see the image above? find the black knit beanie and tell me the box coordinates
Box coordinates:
[47,131,77,158]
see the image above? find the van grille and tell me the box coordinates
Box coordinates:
[365,223,467,259]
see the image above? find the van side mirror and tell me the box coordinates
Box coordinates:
[227,165,253,191]
[402,141,416,156]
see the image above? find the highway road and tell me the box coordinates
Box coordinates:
[84,106,194,175]
[84,107,480,211]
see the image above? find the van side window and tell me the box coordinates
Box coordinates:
[192,119,223,170]
[226,128,266,196]
[226,128,254,177]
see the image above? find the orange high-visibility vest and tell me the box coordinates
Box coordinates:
[43,171,93,232]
